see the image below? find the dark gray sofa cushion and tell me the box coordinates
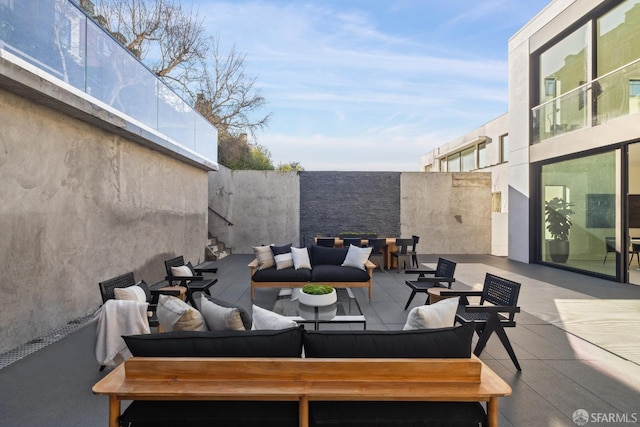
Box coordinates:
[303,323,474,358]
[309,401,487,427]
[310,245,348,266]
[121,401,299,427]
[252,266,312,282]
[124,326,304,357]
[310,264,370,282]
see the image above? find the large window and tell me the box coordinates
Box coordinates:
[537,25,590,139]
[499,134,509,163]
[540,151,617,277]
[533,0,640,142]
[478,142,487,168]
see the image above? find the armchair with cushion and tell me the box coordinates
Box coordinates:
[164,256,218,306]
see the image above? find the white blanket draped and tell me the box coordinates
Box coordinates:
[94,299,150,367]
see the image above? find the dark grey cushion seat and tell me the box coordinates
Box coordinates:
[252,266,312,282]
[120,401,298,427]
[309,401,487,427]
[310,264,370,282]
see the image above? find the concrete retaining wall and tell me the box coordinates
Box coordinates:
[0,87,210,354]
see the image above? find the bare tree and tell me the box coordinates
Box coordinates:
[191,40,270,138]
[94,0,207,81]
[88,0,272,167]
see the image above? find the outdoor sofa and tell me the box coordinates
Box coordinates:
[93,322,511,427]
[248,244,376,299]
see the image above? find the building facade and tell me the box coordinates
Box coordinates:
[423,0,640,285]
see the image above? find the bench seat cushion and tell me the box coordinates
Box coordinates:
[121,401,299,427]
[309,401,487,427]
[252,266,312,282]
[310,265,370,282]
[303,323,474,358]
[123,326,304,357]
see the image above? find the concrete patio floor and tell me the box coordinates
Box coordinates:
[1,253,639,426]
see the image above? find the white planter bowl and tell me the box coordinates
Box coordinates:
[299,288,337,307]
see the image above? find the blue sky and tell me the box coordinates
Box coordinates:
[191,0,551,171]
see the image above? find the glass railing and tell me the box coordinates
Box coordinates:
[532,58,640,144]
[0,0,217,165]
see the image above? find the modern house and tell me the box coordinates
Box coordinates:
[422,0,640,286]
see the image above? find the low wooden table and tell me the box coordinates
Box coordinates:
[427,287,455,304]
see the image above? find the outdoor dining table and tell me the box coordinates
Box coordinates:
[315,237,398,269]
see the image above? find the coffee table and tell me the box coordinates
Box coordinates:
[272,288,366,330]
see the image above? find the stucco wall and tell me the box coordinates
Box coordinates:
[401,173,492,254]
[209,170,491,256]
[0,87,209,354]
[208,167,300,254]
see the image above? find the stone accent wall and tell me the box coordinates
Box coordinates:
[299,172,401,246]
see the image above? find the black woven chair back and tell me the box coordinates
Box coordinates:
[98,272,135,303]
[435,258,457,278]
[164,256,186,276]
[481,273,521,321]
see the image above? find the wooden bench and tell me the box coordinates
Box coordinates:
[248,259,376,300]
[92,356,511,427]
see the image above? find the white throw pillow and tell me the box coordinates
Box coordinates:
[251,305,297,330]
[113,285,147,303]
[403,297,460,330]
[171,265,192,277]
[291,247,312,270]
[341,245,373,271]
[157,294,207,332]
[200,295,246,331]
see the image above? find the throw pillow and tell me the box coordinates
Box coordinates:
[253,245,275,270]
[114,285,147,303]
[157,294,207,332]
[291,246,312,270]
[403,297,460,330]
[271,243,294,270]
[171,265,192,277]
[200,295,246,331]
[341,244,373,271]
[251,305,297,330]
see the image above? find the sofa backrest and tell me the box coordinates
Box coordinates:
[124,326,304,357]
[303,323,474,358]
[310,245,348,266]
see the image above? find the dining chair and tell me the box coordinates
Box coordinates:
[316,237,336,248]
[391,238,415,273]
[367,238,387,271]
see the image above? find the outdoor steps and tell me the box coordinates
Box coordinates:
[206,237,231,261]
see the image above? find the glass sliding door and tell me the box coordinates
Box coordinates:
[541,151,618,277]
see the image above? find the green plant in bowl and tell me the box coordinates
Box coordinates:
[302,284,334,295]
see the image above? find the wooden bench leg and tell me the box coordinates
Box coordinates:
[299,396,309,427]
[108,395,120,427]
[487,396,498,427]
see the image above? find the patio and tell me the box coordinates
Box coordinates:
[1,253,640,427]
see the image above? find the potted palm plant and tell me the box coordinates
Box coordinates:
[545,197,575,263]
